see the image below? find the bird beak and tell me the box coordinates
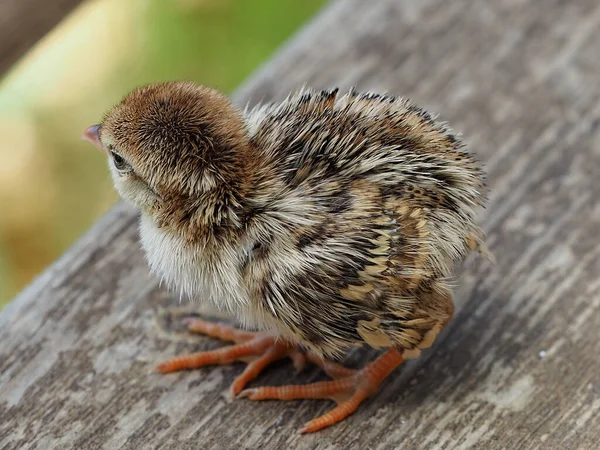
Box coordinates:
[82,124,104,152]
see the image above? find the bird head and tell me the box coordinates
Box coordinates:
[83,81,251,227]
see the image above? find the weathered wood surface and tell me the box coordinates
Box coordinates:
[2,0,600,448]
[0,0,85,75]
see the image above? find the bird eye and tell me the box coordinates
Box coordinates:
[110,151,131,172]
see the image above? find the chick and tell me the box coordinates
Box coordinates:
[83,81,487,433]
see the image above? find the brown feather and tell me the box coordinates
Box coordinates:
[96,82,487,359]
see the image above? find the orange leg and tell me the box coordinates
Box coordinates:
[239,348,405,433]
[156,318,404,432]
[155,318,307,397]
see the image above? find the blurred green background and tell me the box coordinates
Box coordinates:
[0,0,326,308]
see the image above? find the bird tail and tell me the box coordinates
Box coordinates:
[466,231,496,265]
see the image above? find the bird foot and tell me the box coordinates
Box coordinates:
[155,318,404,432]
[156,318,308,397]
[239,348,405,433]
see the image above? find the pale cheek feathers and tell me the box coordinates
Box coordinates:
[110,168,158,210]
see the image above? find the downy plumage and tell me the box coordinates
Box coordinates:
[83,81,488,433]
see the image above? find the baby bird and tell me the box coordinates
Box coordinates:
[83,81,487,433]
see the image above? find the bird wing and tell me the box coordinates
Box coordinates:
[242,88,487,357]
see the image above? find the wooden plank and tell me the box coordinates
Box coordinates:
[2,0,600,448]
[0,0,86,75]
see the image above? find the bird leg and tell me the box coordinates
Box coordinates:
[156,318,345,397]
[239,348,405,433]
[156,318,404,433]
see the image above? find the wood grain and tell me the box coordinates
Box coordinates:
[2,0,600,448]
[0,0,85,75]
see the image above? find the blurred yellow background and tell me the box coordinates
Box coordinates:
[0,0,326,308]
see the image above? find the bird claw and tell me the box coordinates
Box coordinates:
[238,349,404,433]
[155,318,305,395]
[155,318,405,433]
